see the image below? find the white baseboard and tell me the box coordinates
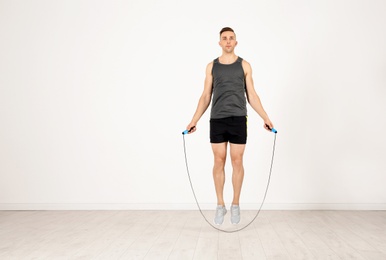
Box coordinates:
[0,203,385,210]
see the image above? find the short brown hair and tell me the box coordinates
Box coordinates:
[219,27,235,37]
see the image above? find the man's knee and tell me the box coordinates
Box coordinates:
[214,155,226,168]
[231,156,243,168]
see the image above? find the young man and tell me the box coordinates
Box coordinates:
[186,27,274,225]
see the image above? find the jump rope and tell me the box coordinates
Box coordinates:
[182,124,277,233]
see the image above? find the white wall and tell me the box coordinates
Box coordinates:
[1,0,385,210]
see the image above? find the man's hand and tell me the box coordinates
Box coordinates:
[263,119,274,132]
[185,123,197,134]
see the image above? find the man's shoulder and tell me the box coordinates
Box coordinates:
[241,59,252,75]
[208,58,218,66]
[205,61,214,75]
[206,60,214,69]
[241,59,252,69]
[241,58,250,65]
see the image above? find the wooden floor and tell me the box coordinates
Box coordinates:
[0,210,386,259]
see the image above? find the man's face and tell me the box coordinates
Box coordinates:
[219,31,237,53]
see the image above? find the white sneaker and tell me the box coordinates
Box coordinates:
[230,205,240,224]
[214,205,227,225]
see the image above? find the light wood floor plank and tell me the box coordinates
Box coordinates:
[334,211,386,256]
[193,236,219,260]
[271,216,315,259]
[286,211,342,259]
[143,211,190,260]
[251,211,291,259]
[238,220,267,260]
[314,211,386,260]
[217,232,242,260]
[193,212,219,260]
[119,211,173,259]
[167,212,202,260]
[309,219,366,259]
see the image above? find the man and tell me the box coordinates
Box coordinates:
[186,27,274,225]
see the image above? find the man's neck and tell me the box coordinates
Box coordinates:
[219,53,238,64]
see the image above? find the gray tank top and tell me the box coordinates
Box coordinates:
[210,57,247,119]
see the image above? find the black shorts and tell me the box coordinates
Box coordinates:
[210,116,247,144]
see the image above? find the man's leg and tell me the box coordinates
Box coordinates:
[229,143,245,224]
[211,142,228,206]
[230,143,246,205]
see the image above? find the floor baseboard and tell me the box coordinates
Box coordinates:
[0,203,385,210]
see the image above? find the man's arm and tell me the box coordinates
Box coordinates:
[242,60,274,131]
[186,62,214,133]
